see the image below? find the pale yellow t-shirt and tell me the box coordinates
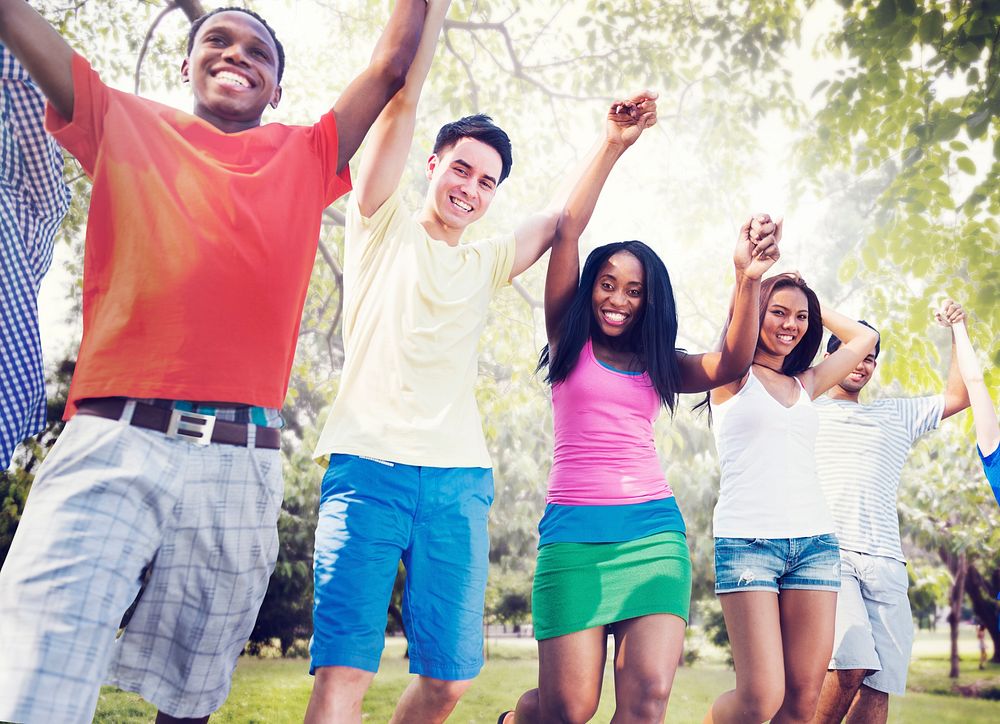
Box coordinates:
[313,191,515,468]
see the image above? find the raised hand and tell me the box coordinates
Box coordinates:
[934,298,966,327]
[734,213,782,280]
[606,91,657,149]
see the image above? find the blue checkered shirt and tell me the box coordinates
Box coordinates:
[1,44,71,468]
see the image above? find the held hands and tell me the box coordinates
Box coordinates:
[934,298,966,327]
[734,213,782,280]
[606,91,658,149]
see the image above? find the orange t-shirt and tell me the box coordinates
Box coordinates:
[46,54,351,416]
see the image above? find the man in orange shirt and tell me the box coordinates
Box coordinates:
[0,2,432,722]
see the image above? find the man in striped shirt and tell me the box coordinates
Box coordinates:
[811,317,970,724]
[0,42,70,469]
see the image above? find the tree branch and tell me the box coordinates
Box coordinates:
[443,18,607,102]
[174,0,207,23]
[511,278,541,309]
[443,30,481,110]
[135,3,179,95]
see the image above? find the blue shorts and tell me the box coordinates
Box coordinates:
[310,454,493,681]
[714,534,841,594]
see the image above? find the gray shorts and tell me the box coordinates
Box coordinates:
[829,549,914,695]
[0,412,282,722]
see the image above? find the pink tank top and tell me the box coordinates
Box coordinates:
[546,339,673,505]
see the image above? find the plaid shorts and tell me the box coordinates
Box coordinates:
[0,409,283,722]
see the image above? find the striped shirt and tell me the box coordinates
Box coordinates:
[815,395,943,562]
[0,45,71,468]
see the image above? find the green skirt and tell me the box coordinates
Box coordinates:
[532,530,691,640]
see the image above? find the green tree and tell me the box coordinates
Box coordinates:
[802,0,1000,378]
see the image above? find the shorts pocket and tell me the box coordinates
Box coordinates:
[715,537,763,549]
[814,533,841,549]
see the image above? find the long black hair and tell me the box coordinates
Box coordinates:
[755,273,823,375]
[537,240,683,413]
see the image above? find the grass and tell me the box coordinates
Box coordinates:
[95,629,1000,722]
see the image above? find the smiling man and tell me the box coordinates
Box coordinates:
[304,1,580,721]
[811,315,970,724]
[0,1,431,722]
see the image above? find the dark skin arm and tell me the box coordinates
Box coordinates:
[677,216,780,393]
[332,0,427,173]
[0,0,75,119]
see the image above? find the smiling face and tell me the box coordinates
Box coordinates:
[423,137,502,240]
[181,11,282,132]
[759,286,809,356]
[591,251,645,339]
[836,351,878,393]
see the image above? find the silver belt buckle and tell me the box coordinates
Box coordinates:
[166,409,216,446]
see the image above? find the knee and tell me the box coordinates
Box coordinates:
[541,692,600,724]
[739,684,785,722]
[782,682,825,721]
[836,668,870,691]
[419,677,472,709]
[620,674,672,719]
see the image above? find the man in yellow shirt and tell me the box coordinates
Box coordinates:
[305,2,658,722]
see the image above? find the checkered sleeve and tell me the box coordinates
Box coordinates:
[1,43,71,279]
[1,43,70,467]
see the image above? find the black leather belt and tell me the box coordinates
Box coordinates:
[76,398,281,450]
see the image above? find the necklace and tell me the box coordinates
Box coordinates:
[752,361,784,374]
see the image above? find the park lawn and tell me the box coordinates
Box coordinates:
[97,635,1000,722]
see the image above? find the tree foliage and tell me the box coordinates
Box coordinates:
[802,0,999,378]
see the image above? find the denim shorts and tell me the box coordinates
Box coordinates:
[311,454,493,681]
[714,534,842,593]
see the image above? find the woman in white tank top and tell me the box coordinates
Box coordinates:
[705,273,880,724]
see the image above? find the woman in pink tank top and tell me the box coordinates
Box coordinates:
[704,274,880,724]
[500,95,782,724]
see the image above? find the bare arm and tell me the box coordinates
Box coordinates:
[0,0,75,119]
[799,306,880,399]
[332,0,430,176]
[681,216,781,393]
[352,0,450,216]
[934,301,973,419]
[543,94,657,343]
[516,91,657,283]
[937,303,998,453]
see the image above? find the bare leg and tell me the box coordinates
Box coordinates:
[705,592,785,724]
[610,614,686,723]
[844,684,888,724]
[512,626,608,723]
[811,669,869,724]
[304,666,376,724]
[772,589,838,724]
[390,676,472,724]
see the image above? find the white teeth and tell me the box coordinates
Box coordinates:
[216,71,249,88]
[451,197,472,212]
[777,334,794,341]
[604,311,626,322]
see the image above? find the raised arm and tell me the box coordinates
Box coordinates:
[678,216,780,393]
[934,300,973,420]
[351,0,450,215]
[800,307,880,399]
[937,301,997,452]
[332,0,431,177]
[0,0,75,120]
[543,93,657,343]
[515,92,656,285]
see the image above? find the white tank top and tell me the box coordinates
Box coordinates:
[711,369,835,538]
